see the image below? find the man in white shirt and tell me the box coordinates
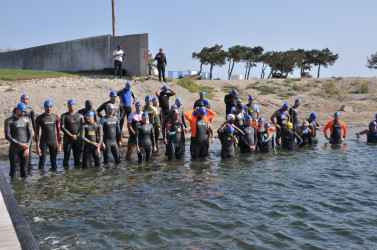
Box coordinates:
[113,45,124,79]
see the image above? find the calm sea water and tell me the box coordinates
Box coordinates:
[1,127,377,249]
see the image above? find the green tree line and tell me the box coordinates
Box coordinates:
[192,45,338,80]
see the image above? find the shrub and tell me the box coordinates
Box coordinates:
[176,78,214,99]
[323,80,337,95]
[355,81,369,93]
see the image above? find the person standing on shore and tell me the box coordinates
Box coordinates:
[35,100,62,170]
[156,85,176,118]
[113,45,124,79]
[323,112,347,144]
[60,99,84,168]
[155,48,167,82]
[117,82,137,131]
[12,94,36,170]
[5,103,32,177]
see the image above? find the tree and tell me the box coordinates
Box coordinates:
[226,45,249,80]
[243,46,264,80]
[366,52,377,69]
[206,44,227,80]
[192,48,209,75]
[311,48,339,78]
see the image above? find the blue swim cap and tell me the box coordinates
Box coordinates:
[145,95,152,101]
[44,100,53,107]
[334,112,340,116]
[249,95,254,101]
[162,85,169,91]
[200,91,206,96]
[295,99,301,104]
[175,98,182,105]
[231,106,236,113]
[236,99,241,104]
[125,82,132,88]
[110,91,117,96]
[86,110,95,117]
[245,115,252,121]
[135,101,142,106]
[264,122,271,127]
[258,117,265,122]
[67,99,76,106]
[226,125,234,133]
[16,103,27,111]
[232,89,237,95]
[152,97,158,102]
[310,112,317,119]
[198,107,207,115]
[282,103,289,109]
[171,104,178,109]
[203,99,210,106]
[370,121,377,126]
[20,94,29,100]
[142,112,149,119]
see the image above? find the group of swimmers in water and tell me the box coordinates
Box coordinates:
[4,81,377,177]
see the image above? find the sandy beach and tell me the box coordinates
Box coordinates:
[0,75,376,159]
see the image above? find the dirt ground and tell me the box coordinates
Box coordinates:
[1,75,376,159]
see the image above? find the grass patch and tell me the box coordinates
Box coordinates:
[5,88,15,92]
[246,83,258,90]
[332,76,343,81]
[291,82,311,92]
[176,78,214,99]
[96,85,102,89]
[222,85,239,92]
[61,85,67,87]
[284,79,293,84]
[354,81,369,93]
[51,85,57,88]
[323,80,337,95]
[257,86,277,95]
[267,80,275,84]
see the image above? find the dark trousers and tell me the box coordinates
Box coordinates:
[103,141,120,164]
[114,60,123,77]
[82,145,101,168]
[9,144,28,177]
[154,126,160,150]
[138,147,152,162]
[157,64,166,81]
[120,106,132,132]
[63,136,81,167]
[39,142,58,169]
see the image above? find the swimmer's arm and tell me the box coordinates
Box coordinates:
[206,109,216,121]
[151,127,155,148]
[270,111,278,127]
[294,132,303,145]
[342,121,347,138]
[4,119,20,145]
[96,103,105,118]
[323,122,330,138]
[127,122,135,136]
[80,125,91,144]
[98,126,103,146]
[26,119,32,147]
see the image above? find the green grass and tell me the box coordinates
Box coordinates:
[0,69,107,81]
[257,86,277,95]
[176,78,215,99]
[222,85,239,93]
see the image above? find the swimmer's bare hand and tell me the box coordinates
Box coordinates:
[153,146,157,152]
[58,145,62,154]
[184,128,188,134]
[92,142,99,147]
[211,138,214,143]
[118,140,122,147]
[137,147,141,153]
[95,149,100,156]
[23,148,30,158]
[37,146,42,156]
[101,142,106,150]
[164,139,168,145]
[250,146,256,151]
[72,135,78,140]
[356,132,360,139]
[19,143,28,150]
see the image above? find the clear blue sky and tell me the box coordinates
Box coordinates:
[1,0,376,79]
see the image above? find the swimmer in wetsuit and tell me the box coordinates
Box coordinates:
[271,103,291,145]
[297,121,314,147]
[193,91,206,109]
[185,107,216,159]
[78,100,98,122]
[244,95,260,121]
[323,112,347,144]
[256,117,276,132]
[356,121,377,143]
[257,123,275,153]
[306,112,321,145]
[126,101,143,160]
[5,103,32,177]
[117,82,137,131]
[35,100,62,170]
[60,99,84,168]
[165,110,185,160]
[218,125,239,158]
[156,85,176,118]
[81,111,103,168]
[143,95,161,149]
[12,94,36,170]
[175,98,188,134]
[224,89,238,115]
[97,91,124,122]
[99,103,122,164]
[136,112,156,162]
[239,115,257,153]
[289,99,301,132]
[152,97,163,146]
[277,122,303,150]
[203,99,215,145]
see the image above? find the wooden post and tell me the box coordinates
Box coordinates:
[112,0,115,36]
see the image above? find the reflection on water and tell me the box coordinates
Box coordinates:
[1,127,377,249]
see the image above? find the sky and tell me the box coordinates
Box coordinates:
[1,0,377,79]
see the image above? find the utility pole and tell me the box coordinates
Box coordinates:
[112,0,116,36]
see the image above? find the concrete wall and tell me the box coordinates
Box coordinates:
[0,33,148,76]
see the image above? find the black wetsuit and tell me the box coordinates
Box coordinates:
[257,130,275,153]
[117,89,136,131]
[240,125,257,153]
[100,116,121,164]
[12,105,36,169]
[154,106,163,147]
[81,122,103,168]
[166,120,185,160]
[289,106,300,131]
[97,101,124,121]
[298,126,310,147]
[279,130,302,150]
[330,121,343,144]
[235,112,245,128]
[307,119,319,145]
[224,93,237,114]
[158,91,174,118]
[275,109,288,142]
[61,112,84,167]
[78,108,99,122]
[367,130,377,143]
[218,126,236,158]
[193,99,204,109]
[143,106,161,149]
[4,116,32,177]
[191,119,209,158]
[35,113,61,170]
[136,123,155,162]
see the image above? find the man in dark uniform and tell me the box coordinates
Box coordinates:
[155,48,167,82]
[60,99,84,168]
[5,103,32,177]
[224,89,238,115]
